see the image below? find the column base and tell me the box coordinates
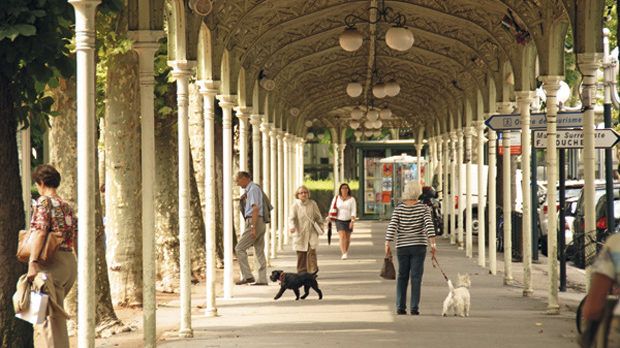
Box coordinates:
[205,308,218,317]
[178,328,194,338]
[503,277,513,285]
[523,289,533,297]
[546,305,560,314]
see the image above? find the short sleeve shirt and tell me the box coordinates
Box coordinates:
[31,195,77,250]
[592,233,620,315]
[244,181,263,218]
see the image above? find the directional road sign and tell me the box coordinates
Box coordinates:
[484,112,583,131]
[533,128,620,149]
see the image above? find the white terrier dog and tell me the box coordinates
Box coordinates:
[442,273,471,317]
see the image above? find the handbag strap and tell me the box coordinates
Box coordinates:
[299,203,317,225]
[332,196,338,210]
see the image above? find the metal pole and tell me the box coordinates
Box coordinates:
[559,148,567,292]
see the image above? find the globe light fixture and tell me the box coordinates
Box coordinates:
[373,130,382,137]
[366,109,379,121]
[384,80,400,97]
[306,133,315,140]
[290,107,300,116]
[385,27,415,51]
[350,121,360,129]
[364,120,373,129]
[373,120,383,129]
[339,0,413,52]
[379,107,392,119]
[304,120,313,128]
[258,70,275,91]
[346,82,363,97]
[317,133,325,140]
[354,130,363,138]
[339,28,364,52]
[364,129,373,137]
[372,83,386,98]
[351,107,364,120]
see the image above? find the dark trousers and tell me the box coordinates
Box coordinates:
[396,245,426,311]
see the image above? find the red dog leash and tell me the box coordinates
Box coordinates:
[431,255,449,282]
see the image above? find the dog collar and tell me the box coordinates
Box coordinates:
[279,271,284,281]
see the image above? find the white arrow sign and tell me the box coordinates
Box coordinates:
[484,112,582,131]
[533,129,620,149]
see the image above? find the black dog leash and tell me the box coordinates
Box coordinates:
[431,255,449,282]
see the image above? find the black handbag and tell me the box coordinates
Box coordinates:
[380,256,396,280]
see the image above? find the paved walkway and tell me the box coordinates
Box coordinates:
[96,221,582,347]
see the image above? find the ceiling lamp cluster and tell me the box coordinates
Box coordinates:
[350,105,390,130]
[339,0,414,52]
[346,70,401,99]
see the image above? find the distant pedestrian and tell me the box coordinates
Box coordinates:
[385,180,437,315]
[234,171,268,285]
[326,183,357,260]
[289,185,323,273]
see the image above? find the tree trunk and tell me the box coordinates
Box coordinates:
[155,108,181,292]
[0,77,33,347]
[188,81,206,279]
[49,77,128,337]
[104,51,143,307]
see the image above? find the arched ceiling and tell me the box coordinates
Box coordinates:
[207,0,573,134]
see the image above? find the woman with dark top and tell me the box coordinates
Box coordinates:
[385,180,437,315]
[27,164,77,347]
[326,183,357,260]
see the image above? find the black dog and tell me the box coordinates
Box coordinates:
[270,270,323,300]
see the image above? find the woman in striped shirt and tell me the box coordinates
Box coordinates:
[385,180,437,315]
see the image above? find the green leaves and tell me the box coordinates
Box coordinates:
[0,24,36,41]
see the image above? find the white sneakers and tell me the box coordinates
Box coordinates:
[341,253,348,260]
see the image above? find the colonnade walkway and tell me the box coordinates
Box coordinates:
[97,221,582,347]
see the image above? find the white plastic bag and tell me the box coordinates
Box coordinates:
[15,291,48,325]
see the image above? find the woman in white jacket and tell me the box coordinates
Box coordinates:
[289,185,324,273]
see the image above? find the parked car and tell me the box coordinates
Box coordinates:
[538,181,584,256]
[571,183,620,268]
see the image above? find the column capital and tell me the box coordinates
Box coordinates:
[577,53,603,69]
[496,102,515,114]
[276,130,284,140]
[539,75,563,93]
[198,80,220,96]
[515,90,537,104]
[464,127,475,137]
[234,106,252,119]
[450,130,457,141]
[128,30,164,46]
[260,122,271,133]
[249,114,263,126]
[168,60,196,78]
[456,129,464,137]
[443,133,450,142]
[216,94,237,108]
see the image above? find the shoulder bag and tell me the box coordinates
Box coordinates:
[16,197,65,265]
[328,196,339,221]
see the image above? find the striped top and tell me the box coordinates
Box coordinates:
[385,202,435,248]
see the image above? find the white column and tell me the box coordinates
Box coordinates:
[283,133,291,245]
[20,126,31,226]
[450,131,458,245]
[465,126,473,258]
[130,30,163,344]
[199,80,219,316]
[487,122,498,275]
[442,134,450,240]
[217,94,236,299]
[235,107,250,172]
[476,121,486,268]
[416,144,423,181]
[299,139,306,187]
[540,76,562,313]
[332,143,340,191]
[578,54,602,291]
[516,91,535,296]
[170,61,195,338]
[456,129,464,249]
[277,130,285,251]
[428,138,435,185]
[250,114,262,185]
[339,142,346,183]
[497,102,514,285]
[69,1,99,346]
[437,137,443,194]
[269,128,278,258]
[261,121,271,262]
